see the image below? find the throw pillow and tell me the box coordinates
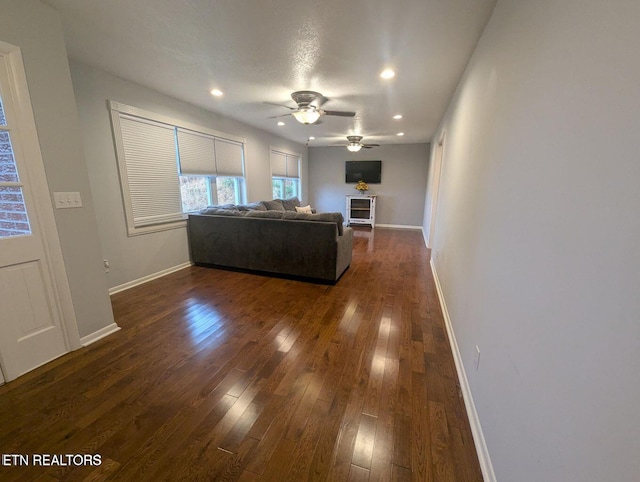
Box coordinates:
[295,205,313,214]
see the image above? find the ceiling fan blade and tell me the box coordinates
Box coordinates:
[323,110,356,117]
[267,113,292,119]
[311,94,329,108]
[362,145,374,149]
[363,144,380,147]
[263,101,295,110]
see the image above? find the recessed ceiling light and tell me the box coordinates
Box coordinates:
[393,114,403,120]
[397,132,405,136]
[277,121,285,126]
[308,136,315,140]
[380,69,395,79]
[210,89,223,97]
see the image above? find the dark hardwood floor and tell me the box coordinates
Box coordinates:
[0,228,482,481]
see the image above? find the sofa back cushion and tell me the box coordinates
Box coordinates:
[245,210,285,219]
[263,199,285,211]
[282,211,344,236]
[280,197,301,211]
[240,201,267,211]
[200,207,244,216]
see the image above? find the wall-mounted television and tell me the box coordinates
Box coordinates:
[345,160,382,184]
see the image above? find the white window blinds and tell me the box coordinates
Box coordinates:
[215,138,244,177]
[271,149,300,178]
[271,150,287,177]
[176,129,216,175]
[286,153,300,178]
[118,115,182,228]
[177,128,244,177]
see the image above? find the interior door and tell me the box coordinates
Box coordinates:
[0,43,71,381]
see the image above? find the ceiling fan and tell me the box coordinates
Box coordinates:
[265,91,356,125]
[343,136,380,152]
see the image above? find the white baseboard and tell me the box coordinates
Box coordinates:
[80,322,121,347]
[430,259,496,482]
[422,226,429,248]
[375,223,422,230]
[108,262,192,295]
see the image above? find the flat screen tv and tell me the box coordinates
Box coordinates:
[345,160,382,184]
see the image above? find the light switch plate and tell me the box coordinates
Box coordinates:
[53,192,83,209]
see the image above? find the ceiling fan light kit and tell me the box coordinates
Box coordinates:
[267,91,355,125]
[291,106,321,125]
[343,135,380,152]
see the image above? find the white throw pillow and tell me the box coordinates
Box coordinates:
[295,205,313,214]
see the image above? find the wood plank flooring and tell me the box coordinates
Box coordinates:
[0,228,483,481]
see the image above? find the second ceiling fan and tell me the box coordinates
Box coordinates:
[266,91,356,125]
[343,136,380,152]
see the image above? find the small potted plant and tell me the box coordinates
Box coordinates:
[355,180,369,193]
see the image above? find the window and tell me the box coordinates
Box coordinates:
[272,177,299,200]
[216,177,242,205]
[178,175,243,212]
[109,102,245,235]
[176,127,245,210]
[0,97,32,238]
[270,148,300,200]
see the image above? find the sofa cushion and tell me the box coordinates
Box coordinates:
[200,207,245,216]
[244,210,285,219]
[239,201,267,211]
[282,211,344,236]
[263,199,285,211]
[280,197,301,211]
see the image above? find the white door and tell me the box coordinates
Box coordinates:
[0,42,76,381]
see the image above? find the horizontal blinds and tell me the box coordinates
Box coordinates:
[270,150,287,177]
[119,115,182,227]
[271,149,300,178]
[176,128,216,175]
[286,154,300,178]
[214,138,244,177]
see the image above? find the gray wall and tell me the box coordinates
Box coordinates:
[70,61,308,289]
[308,143,430,226]
[0,0,114,338]
[424,1,640,480]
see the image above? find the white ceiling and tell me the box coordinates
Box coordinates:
[42,0,496,147]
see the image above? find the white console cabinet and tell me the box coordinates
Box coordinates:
[346,194,377,227]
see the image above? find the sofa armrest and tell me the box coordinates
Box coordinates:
[336,226,353,279]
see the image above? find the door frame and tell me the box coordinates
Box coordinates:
[427,130,445,250]
[0,40,80,380]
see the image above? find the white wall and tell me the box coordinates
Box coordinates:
[308,143,430,226]
[0,0,114,338]
[69,61,308,289]
[425,1,640,480]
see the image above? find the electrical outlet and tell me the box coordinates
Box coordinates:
[474,345,481,371]
[103,259,110,273]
